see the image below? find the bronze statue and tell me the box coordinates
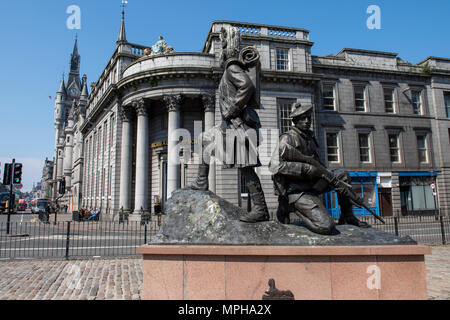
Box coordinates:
[269,103,379,235]
[188,26,269,223]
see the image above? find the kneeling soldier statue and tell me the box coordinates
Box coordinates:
[269,103,384,235]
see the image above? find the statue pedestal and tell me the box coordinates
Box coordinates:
[137,244,431,300]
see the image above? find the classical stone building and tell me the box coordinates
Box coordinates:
[48,14,450,220]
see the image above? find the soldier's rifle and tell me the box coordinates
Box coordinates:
[280,144,385,224]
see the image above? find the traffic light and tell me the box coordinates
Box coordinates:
[58,177,66,194]
[13,163,22,184]
[3,163,12,185]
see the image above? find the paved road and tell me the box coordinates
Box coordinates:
[0,220,158,260]
[0,245,448,300]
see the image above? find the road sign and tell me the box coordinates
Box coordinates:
[430,182,436,190]
[14,184,23,190]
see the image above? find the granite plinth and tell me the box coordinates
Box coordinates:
[137,244,431,300]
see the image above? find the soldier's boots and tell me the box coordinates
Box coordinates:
[337,198,369,228]
[240,180,270,223]
[187,164,209,191]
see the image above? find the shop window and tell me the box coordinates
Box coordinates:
[401,185,436,212]
[324,176,378,217]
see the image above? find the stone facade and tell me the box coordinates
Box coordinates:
[48,18,450,220]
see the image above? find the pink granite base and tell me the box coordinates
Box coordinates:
[137,245,431,300]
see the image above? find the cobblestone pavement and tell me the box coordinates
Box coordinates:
[426,246,450,300]
[0,258,142,300]
[0,246,448,300]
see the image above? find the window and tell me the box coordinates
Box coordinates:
[276,48,289,71]
[326,132,339,163]
[445,92,450,118]
[354,86,366,112]
[358,133,371,163]
[277,99,294,134]
[388,134,400,163]
[104,121,108,148]
[384,88,395,113]
[412,90,423,115]
[417,134,428,163]
[322,85,335,111]
[401,185,436,212]
[110,115,115,146]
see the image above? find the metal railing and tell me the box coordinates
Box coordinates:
[287,213,449,245]
[0,220,161,260]
[1,214,449,261]
[357,215,449,245]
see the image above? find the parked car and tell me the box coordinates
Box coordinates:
[30,199,53,214]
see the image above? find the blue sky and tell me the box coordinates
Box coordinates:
[0,0,449,192]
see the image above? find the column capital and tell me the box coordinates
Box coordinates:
[133,98,148,117]
[163,94,182,112]
[202,94,216,113]
[119,104,134,122]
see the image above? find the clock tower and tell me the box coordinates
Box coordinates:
[52,36,84,203]
[67,37,81,100]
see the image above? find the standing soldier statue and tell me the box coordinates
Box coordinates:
[188,25,270,223]
[269,103,382,235]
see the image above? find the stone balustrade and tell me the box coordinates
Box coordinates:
[122,53,216,78]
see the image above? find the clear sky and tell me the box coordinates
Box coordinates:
[0,0,449,192]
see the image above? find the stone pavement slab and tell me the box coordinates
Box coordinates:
[425,246,450,300]
[0,258,142,300]
[0,245,448,300]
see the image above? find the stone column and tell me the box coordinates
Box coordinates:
[203,94,216,193]
[164,95,182,198]
[133,98,150,214]
[119,103,133,213]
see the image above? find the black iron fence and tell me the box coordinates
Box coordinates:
[358,215,450,245]
[0,220,161,260]
[1,214,449,261]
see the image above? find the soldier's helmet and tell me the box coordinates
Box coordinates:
[290,103,313,120]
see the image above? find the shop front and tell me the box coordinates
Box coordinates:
[399,172,438,216]
[324,172,380,219]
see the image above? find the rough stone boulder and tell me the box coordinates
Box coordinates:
[150,189,416,246]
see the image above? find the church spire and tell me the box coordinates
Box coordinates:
[67,36,81,96]
[57,75,66,95]
[80,74,89,101]
[117,0,127,44]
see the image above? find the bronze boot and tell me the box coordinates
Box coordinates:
[337,196,369,228]
[187,164,209,191]
[240,180,270,223]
